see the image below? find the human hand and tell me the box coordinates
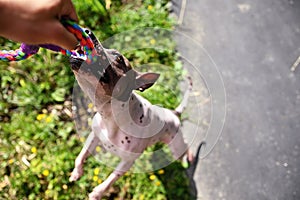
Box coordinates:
[0,0,79,50]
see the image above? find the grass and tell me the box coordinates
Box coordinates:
[0,0,194,199]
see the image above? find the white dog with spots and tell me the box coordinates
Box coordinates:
[68,30,194,200]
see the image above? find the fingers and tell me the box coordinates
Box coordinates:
[28,19,78,50]
[59,0,78,22]
[0,0,80,50]
[28,0,79,49]
[15,19,78,50]
[47,19,79,50]
[52,0,79,49]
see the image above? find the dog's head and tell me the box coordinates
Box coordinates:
[69,30,159,102]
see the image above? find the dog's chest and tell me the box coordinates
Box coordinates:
[92,93,180,159]
[95,121,145,160]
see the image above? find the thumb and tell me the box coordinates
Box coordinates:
[46,19,78,50]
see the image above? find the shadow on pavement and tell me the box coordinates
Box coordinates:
[156,142,205,200]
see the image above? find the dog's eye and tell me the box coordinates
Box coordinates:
[117,55,124,62]
[111,51,123,62]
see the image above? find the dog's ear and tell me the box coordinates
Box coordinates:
[135,72,160,92]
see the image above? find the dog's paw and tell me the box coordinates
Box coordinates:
[89,191,102,200]
[187,149,195,163]
[69,168,83,182]
[181,149,194,169]
[181,155,190,169]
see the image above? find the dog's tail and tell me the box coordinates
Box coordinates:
[174,76,192,117]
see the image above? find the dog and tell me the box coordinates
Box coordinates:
[68,29,194,200]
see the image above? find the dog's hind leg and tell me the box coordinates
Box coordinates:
[165,129,194,163]
[70,131,100,182]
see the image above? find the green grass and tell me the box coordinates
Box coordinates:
[0,0,194,199]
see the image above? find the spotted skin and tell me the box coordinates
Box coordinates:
[69,31,193,200]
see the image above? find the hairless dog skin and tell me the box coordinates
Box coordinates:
[69,30,194,200]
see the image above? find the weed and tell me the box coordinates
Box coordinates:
[0,1,193,199]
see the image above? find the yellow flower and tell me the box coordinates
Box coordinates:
[88,103,94,109]
[155,181,161,186]
[150,39,156,45]
[31,147,37,154]
[80,137,85,142]
[8,159,14,164]
[139,194,145,200]
[45,189,51,195]
[45,115,53,123]
[96,146,101,152]
[148,5,153,10]
[36,113,46,121]
[97,179,102,184]
[43,169,50,177]
[158,169,164,174]
[94,168,100,175]
[62,184,68,190]
[149,174,156,181]
[93,176,98,182]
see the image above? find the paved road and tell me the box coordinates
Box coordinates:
[173,0,300,199]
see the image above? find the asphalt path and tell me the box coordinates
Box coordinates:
[173,0,300,199]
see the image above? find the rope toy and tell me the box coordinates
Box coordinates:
[0,20,96,63]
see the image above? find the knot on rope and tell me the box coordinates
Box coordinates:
[0,20,96,63]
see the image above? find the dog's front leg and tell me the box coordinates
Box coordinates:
[89,160,134,200]
[70,131,100,182]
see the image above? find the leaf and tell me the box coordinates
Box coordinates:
[93,0,107,16]
[51,88,66,102]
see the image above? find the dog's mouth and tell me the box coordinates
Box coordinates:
[69,55,111,83]
[69,29,136,101]
[69,56,84,71]
[69,28,112,82]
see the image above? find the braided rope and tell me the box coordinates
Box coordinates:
[0,20,96,63]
